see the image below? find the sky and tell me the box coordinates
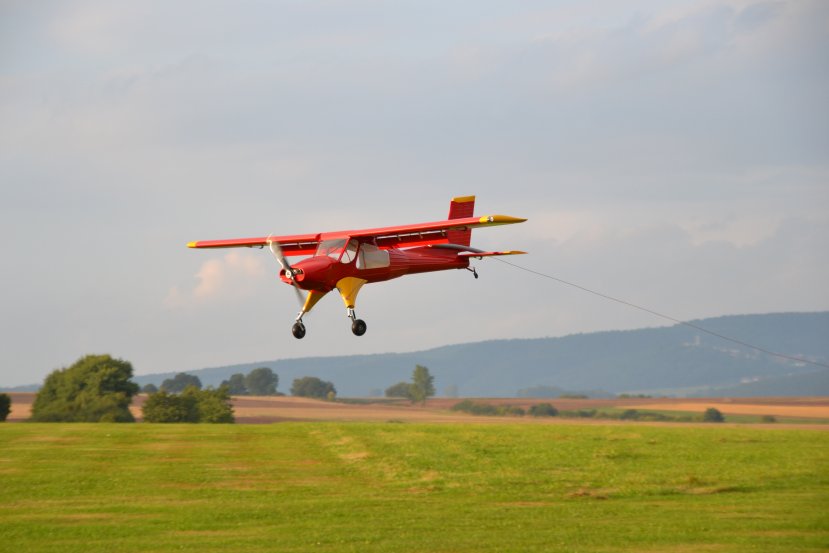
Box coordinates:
[1,0,827,387]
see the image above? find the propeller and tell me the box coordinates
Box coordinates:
[266,235,305,309]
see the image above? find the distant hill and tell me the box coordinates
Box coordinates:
[129,312,829,398]
[690,368,829,398]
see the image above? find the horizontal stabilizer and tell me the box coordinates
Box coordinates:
[458,250,527,258]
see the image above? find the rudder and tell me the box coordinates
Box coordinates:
[447,195,475,246]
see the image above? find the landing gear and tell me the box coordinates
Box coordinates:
[290,290,328,339]
[351,319,367,336]
[467,266,479,279]
[292,321,306,339]
[348,308,367,336]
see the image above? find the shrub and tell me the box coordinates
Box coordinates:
[703,407,725,423]
[142,386,234,423]
[497,405,526,417]
[620,409,640,420]
[385,382,413,399]
[528,403,559,417]
[0,393,11,422]
[142,390,198,423]
[451,400,498,416]
[194,387,235,423]
[291,377,336,399]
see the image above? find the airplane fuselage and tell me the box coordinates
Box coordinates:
[281,246,469,293]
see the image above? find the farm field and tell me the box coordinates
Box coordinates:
[1,422,827,552]
[6,393,829,425]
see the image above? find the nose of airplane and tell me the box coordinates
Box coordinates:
[290,256,335,286]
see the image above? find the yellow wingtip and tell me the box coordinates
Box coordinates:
[187,241,198,248]
[479,215,528,225]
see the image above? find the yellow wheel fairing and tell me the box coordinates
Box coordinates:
[302,290,328,313]
[336,277,368,309]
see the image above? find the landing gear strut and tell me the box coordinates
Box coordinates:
[348,308,367,336]
[467,266,479,279]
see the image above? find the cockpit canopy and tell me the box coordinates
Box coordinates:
[315,238,390,269]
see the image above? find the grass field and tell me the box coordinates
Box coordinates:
[1,422,827,552]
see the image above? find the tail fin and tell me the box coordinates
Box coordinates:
[447,195,475,246]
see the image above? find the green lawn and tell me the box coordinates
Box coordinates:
[1,423,827,552]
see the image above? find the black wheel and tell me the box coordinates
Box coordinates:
[351,319,367,336]
[292,322,306,339]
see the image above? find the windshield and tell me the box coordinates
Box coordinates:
[315,238,359,263]
[341,239,358,263]
[316,239,347,259]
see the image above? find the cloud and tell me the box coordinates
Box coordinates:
[165,251,268,308]
[1,0,827,388]
[516,0,787,91]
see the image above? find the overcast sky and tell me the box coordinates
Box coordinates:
[1,0,827,387]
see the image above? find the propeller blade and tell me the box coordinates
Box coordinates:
[266,235,289,272]
[267,235,305,309]
[291,283,305,308]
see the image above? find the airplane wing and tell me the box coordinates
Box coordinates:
[339,214,527,249]
[187,233,321,256]
[187,214,526,254]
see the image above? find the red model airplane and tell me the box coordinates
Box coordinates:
[187,196,526,339]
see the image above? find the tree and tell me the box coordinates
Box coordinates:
[620,409,639,420]
[160,373,202,393]
[31,354,139,422]
[409,365,435,404]
[244,367,278,396]
[142,386,234,423]
[385,382,413,399]
[703,407,725,423]
[190,386,235,423]
[291,376,336,399]
[142,390,198,423]
[529,403,558,417]
[141,383,158,394]
[220,373,248,395]
[0,393,11,422]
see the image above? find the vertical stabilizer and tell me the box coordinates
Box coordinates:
[447,195,475,246]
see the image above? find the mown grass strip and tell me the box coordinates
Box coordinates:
[1,423,827,552]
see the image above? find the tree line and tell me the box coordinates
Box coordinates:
[140,367,280,396]
[20,354,342,424]
[1,360,441,424]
